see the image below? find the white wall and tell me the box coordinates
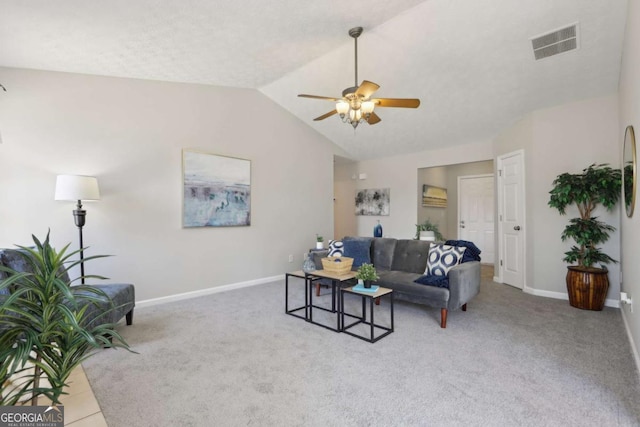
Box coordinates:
[351,141,494,239]
[494,95,621,301]
[619,0,640,369]
[0,67,336,301]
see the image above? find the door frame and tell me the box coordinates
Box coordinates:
[457,173,495,264]
[496,149,526,287]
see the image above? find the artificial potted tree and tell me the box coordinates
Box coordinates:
[355,263,379,289]
[548,163,621,310]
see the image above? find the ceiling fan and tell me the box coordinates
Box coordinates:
[298,26,420,129]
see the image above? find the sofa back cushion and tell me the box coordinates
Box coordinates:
[391,239,431,274]
[371,238,397,271]
[342,237,373,268]
[0,248,72,289]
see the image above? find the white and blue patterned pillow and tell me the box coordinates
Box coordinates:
[425,244,466,277]
[328,240,344,257]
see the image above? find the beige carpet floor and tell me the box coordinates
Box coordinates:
[83,267,640,426]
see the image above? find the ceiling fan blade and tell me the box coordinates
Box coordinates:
[367,112,381,125]
[355,80,380,98]
[314,110,338,121]
[298,94,340,101]
[374,98,421,108]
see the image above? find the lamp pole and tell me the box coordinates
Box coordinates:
[72,200,87,284]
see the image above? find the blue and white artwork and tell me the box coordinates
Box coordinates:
[183,150,251,227]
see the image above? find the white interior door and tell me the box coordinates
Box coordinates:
[458,175,495,264]
[497,150,525,289]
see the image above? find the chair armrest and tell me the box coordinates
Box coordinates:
[447,261,481,310]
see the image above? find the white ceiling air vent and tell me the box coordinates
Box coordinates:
[530,23,579,60]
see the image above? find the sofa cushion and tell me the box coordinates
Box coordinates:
[414,274,450,288]
[0,248,34,275]
[390,239,431,274]
[377,270,449,304]
[1,248,72,287]
[371,238,397,271]
[328,240,344,257]
[342,237,373,268]
[425,244,466,277]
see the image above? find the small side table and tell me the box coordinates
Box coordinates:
[307,270,357,332]
[340,285,394,343]
[285,270,319,321]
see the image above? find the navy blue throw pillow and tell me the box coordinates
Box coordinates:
[414,274,450,289]
[343,239,372,268]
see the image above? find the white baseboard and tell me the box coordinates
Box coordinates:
[523,286,619,308]
[493,276,501,283]
[620,309,640,379]
[136,274,283,308]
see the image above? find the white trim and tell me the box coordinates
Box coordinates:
[621,309,640,379]
[523,286,620,308]
[136,274,283,308]
[493,276,502,283]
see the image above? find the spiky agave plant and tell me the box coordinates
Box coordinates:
[0,232,132,405]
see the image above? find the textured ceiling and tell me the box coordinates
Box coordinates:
[0,0,629,160]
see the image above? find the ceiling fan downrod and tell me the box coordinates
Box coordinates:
[349,26,363,89]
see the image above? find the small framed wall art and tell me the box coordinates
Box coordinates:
[182,150,251,227]
[355,188,390,216]
[422,184,447,208]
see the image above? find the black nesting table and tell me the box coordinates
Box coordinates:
[340,285,394,343]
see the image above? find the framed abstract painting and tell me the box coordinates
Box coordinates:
[355,188,390,216]
[182,150,251,227]
[422,184,447,208]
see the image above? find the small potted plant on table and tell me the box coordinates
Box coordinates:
[315,234,324,249]
[356,263,379,289]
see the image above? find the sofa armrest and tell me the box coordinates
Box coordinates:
[447,261,481,310]
[310,249,330,270]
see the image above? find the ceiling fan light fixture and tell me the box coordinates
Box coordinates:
[361,101,375,116]
[336,100,349,117]
[297,26,420,129]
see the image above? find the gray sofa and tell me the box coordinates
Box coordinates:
[0,248,135,328]
[313,236,480,328]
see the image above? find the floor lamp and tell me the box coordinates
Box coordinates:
[55,175,101,284]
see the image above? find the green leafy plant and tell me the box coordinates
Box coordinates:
[316,234,324,243]
[548,163,621,268]
[355,263,379,282]
[0,232,132,406]
[415,218,444,241]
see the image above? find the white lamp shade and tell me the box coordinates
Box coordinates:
[55,175,100,201]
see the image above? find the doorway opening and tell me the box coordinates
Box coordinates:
[417,160,494,263]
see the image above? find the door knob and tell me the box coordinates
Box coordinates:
[514,225,521,231]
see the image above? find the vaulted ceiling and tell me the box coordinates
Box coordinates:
[0,0,628,160]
